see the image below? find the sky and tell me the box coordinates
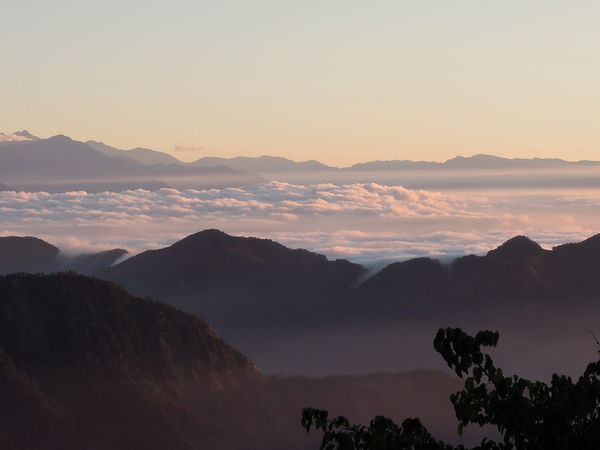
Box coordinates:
[2,1,600,166]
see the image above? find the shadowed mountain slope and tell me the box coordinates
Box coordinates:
[0,237,59,274]
[0,273,259,450]
[97,231,600,374]
[447,236,555,305]
[9,231,600,375]
[99,229,365,331]
[0,236,126,275]
[357,234,600,316]
[0,273,476,449]
[109,230,600,322]
[355,257,448,314]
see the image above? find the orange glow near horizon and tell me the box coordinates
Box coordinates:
[2,1,599,166]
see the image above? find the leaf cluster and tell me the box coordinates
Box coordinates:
[302,328,600,450]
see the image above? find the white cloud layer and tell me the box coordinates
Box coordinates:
[0,181,598,264]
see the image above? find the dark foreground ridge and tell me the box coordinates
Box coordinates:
[0,273,258,450]
[0,273,468,449]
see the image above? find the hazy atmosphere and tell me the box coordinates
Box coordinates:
[3,2,600,449]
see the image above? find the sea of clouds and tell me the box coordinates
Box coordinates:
[2,181,597,265]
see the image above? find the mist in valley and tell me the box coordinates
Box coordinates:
[3,148,600,448]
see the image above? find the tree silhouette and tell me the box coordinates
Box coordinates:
[302,328,600,450]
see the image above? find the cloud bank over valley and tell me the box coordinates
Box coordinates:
[1,181,597,264]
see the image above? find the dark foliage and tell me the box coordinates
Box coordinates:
[303,328,600,450]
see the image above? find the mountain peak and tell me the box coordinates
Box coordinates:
[14,130,40,140]
[0,236,59,274]
[176,228,230,244]
[447,154,502,162]
[194,228,229,237]
[46,134,73,142]
[487,235,545,258]
[0,272,260,448]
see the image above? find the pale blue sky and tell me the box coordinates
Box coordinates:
[2,1,599,164]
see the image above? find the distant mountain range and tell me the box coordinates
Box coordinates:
[191,155,337,172]
[347,154,600,171]
[0,272,470,449]
[86,140,184,165]
[190,153,600,172]
[0,132,261,192]
[187,153,600,173]
[3,130,600,192]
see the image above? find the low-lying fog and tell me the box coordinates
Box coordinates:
[2,169,600,265]
[231,306,600,380]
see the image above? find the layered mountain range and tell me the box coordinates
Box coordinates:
[192,153,600,172]
[0,133,261,192]
[4,230,600,375]
[86,140,184,165]
[98,231,600,319]
[356,234,600,313]
[0,272,469,449]
[98,229,365,332]
[95,231,600,373]
[2,230,598,447]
